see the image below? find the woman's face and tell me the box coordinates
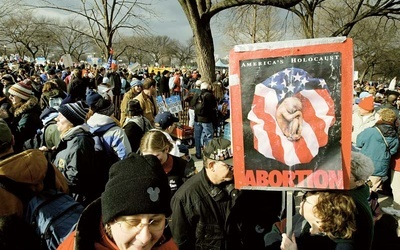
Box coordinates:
[9,94,22,105]
[142,149,168,165]
[110,214,166,250]
[55,113,73,133]
[299,192,320,224]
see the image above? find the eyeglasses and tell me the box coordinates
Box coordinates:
[302,192,316,206]
[115,218,167,234]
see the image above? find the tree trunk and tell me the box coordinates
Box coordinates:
[193,21,216,83]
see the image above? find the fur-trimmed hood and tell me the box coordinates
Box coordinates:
[12,95,40,118]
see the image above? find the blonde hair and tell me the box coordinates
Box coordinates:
[378,108,396,123]
[140,130,173,154]
[312,192,357,239]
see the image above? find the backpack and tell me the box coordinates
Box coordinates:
[0,162,84,250]
[91,123,120,192]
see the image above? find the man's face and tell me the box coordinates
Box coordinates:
[210,160,234,184]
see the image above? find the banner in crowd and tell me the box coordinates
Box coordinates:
[229,37,353,190]
[165,95,183,114]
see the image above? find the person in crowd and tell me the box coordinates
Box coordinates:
[37,107,61,160]
[347,151,375,250]
[123,99,153,153]
[57,153,178,250]
[183,80,201,128]
[268,191,357,250]
[0,85,13,126]
[107,66,122,109]
[47,68,68,94]
[372,213,400,249]
[0,214,41,250]
[52,101,97,206]
[352,95,378,144]
[119,79,143,125]
[7,79,43,153]
[1,74,15,98]
[98,76,114,101]
[67,68,88,102]
[159,70,170,98]
[170,70,182,96]
[86,90,132,160]
[356,108,399,191]
[0,119,68,217]
[190,81,217,159]
[134,78,158,126]
[95,67,106,88]
[170,138,283,249]
[382,154,400,217]
[39,81,66,110]
[153,111,182,157]
[140,130,196,197]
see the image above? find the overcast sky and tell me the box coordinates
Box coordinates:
[29,0,228,57]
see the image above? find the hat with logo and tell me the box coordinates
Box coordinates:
[8,79,33,100]
[101,153,171,224]
[203,138,233,165]
[130,79,143,88]
[154,112,179,130]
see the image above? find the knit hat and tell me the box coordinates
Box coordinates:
[203,138,233,165]
[130,79,143,88]
[86,90,103,107]
[92,98,115,117]
[101,154,171,224]
[1,74,15,83]
[154,112,179,129]
[58,101,88,126]
[351,151,374,182]
[8,79,33,100]
[358,96,374,111]
[0,119,12,145]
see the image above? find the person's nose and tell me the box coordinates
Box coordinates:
[134,225,152,246]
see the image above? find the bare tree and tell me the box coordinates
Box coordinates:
[140,35,175,65]
[170,38,196,66]
[178,0,301,82]
[30,0,153,58]
[0,11,55,59]
[287,0,400,38]
[217,5,284,51]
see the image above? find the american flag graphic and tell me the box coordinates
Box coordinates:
[247,68,335,166]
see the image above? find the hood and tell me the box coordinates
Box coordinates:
[62,124,91,141]
[13,95,40,117]
[0,149,47,184]
[87,113,115,128]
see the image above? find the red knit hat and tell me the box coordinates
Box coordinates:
[358,96,374,111]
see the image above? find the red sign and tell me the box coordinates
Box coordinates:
[229,37,353,190]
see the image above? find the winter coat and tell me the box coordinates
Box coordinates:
[119,89,141,125]
[134,92,159,125]
[123,115,153,152]
[87,113,132,160]
[351,108,378,143]
[170,169,283,250]
[190,89,217,123]
[356,123,399,176]
[0,149,68,217]
[53,125,97,204]
[57,198,178,250]
[10,96,43,153]
[163,154,196,198]
[159,75,170,94]
[67,77,87,102]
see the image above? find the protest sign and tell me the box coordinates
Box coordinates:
[229,37,353,190]
[156,96,168,113]
[165,95,183,114]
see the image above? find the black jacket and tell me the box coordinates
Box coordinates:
[190,89,217,123]
[170,169,283,250]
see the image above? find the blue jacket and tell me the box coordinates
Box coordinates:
[356,124,399,176]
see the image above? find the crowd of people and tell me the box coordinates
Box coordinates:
[0,58,399,250]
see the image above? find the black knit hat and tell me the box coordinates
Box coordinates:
[58,101,88,126]
[101,154,171,224]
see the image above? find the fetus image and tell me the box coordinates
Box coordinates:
[276,96,303,141]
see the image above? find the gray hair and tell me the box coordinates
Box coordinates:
[351,151,374,181]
